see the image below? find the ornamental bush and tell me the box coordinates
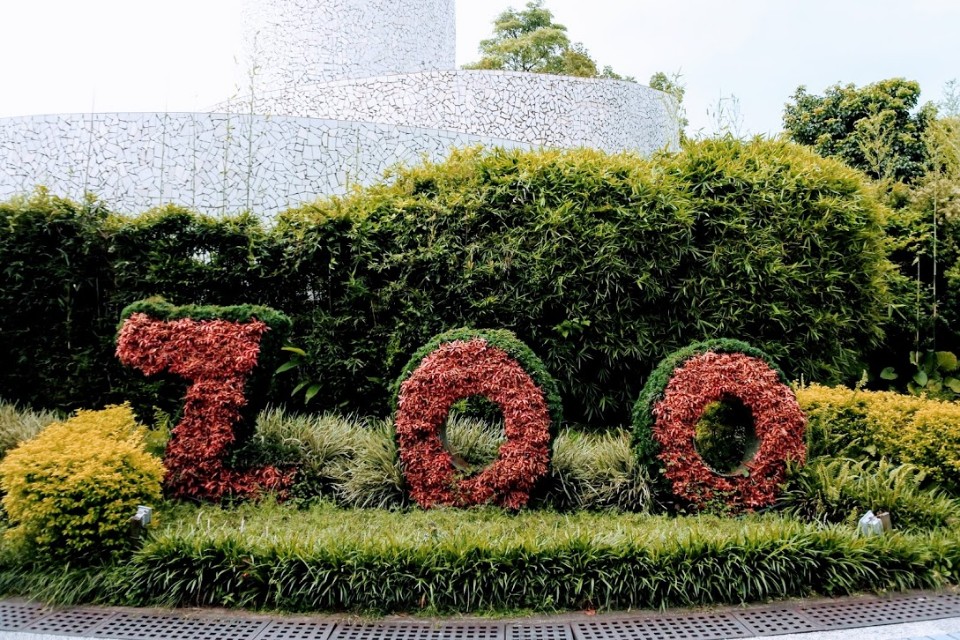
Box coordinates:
[116,299,293,501]
[393,328,561,508]
[0,405,164,562]
[633,339,806,512]
[0,141,894,427]
[796,384,960,492]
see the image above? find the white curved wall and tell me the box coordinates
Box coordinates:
[0,113,527,217]
[241,0,456,90]
[236,70,680,154]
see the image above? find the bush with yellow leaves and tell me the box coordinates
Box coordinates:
[0,404,165,562]
[797,384,960,492]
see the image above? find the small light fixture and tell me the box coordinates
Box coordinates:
[131,505,153,528]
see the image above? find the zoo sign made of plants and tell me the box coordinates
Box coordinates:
[117,301,805,511]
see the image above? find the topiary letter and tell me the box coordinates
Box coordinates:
[116,299,293,501]
[393,328,562,509]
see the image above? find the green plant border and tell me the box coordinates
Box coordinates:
[392,328,563,429]
[632,338,787,472]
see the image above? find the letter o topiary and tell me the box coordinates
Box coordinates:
[0,405,165,562]
[633,339,806,512]
[393,328,562,509]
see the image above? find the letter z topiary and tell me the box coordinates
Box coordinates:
[0,404,164,562]
[633,339,806,512]
[116,299,293,501]
[393,328,562,509]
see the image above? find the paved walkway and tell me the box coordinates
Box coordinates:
[2,591,960,640]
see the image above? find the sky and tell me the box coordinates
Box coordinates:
[0,0,956,137]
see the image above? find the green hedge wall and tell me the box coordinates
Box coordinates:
[0,140,894,425]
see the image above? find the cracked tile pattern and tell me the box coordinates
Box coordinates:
[241,0,456,88]
[0,113,527,216]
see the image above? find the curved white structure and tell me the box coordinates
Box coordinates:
[241,0,457,89]
[0,0,679,217]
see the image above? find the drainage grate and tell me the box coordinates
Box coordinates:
[332,623,504,640]
[732,608,819,637]
[256,620,337,640]
[96,612,268,640]
[803,595,959,630]
[0,601,47,631]
[507,623,573,640]
[572,613,751,640]
[26,609,115,636]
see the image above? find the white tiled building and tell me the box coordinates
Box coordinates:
[0,0,678,217]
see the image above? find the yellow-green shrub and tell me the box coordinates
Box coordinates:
[796,384,960,491]
[0,404,165,562]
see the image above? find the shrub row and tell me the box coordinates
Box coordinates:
[0,503,954,613]
[796,383,960,492]
[0,140,893,425]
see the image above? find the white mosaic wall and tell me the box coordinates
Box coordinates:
[241,0,456,89]
[0,0,679,216]
[231,70,679,153]
[0,113,527,216]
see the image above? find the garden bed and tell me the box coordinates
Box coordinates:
[2,501,957,615]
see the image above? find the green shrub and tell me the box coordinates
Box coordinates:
[0,401,59,460]
[115,502,953,613]
[795,383,960,492]
[780,457,960,531]
[1,142,894,427]
[0,405,165,562]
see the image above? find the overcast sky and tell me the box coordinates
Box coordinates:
[0,0,956,136]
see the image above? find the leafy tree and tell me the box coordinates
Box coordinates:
[649,71,689,139]
[464,1,632,81]
[783,78,935,183]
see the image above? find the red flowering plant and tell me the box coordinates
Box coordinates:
[393,328,563,509]
[116,299,294,501]
[633,339,806,512]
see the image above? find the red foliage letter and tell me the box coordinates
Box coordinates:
[117,313,291,501]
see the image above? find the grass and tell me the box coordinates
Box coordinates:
[0,400,59,460]
[1,501,957,614]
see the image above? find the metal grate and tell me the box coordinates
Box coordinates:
[572,613,751,640]
[96,612,268,640]
[803,595,959,630]
[507,623,573,640]
[332,623,503,640]
[732,607,819,636]
[0,601,47,631]
[256,619,337,640]
[26,608,115,636]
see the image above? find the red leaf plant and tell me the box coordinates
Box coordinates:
[395,338,552,509]
[652,352,806,512]
[116,313,292,501]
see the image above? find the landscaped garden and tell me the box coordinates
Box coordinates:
[3,132,960,614]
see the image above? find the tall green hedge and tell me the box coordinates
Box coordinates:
[0,141,894,425]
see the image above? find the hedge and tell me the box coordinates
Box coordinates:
[0,140,893,425]
[0,503,953,613]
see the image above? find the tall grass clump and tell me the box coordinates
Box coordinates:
[0,401,59,460]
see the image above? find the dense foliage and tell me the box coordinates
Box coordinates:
[0,142,894,426]
[0,405,164,562]
[463,0,630,80]
[783,78,934,183]
[394,329,558,509]
[1,502,953,613]
[796,383,960,492]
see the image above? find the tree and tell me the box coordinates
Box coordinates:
[782,78,935,183]
[649,71,688,139]
[464,1,632,81]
